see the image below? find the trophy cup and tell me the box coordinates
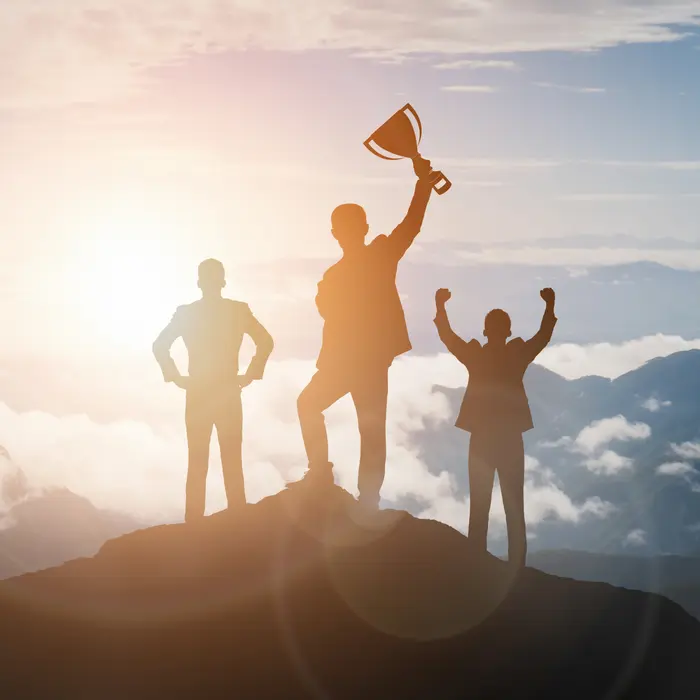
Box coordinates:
[364,104,451,195]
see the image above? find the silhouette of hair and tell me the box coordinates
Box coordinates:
[331,204,367,232]
[484,309,511,338]
[198,259,225,287]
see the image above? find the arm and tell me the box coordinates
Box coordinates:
[522,288,558,364]
[386,157,441,260]
[433,289,478,367]
[239,305,274,387]
[153,308,185,386]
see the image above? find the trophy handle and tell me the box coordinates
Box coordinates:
[402,103,422,144]
[431,171,452,195]
[363,137,404,160]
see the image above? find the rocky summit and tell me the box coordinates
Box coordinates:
[0,484,698,699]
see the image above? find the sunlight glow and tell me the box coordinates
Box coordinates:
[70,205,190,350]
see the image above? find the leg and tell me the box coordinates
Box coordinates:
[497,433,527,569]
[467,432,497,552]
[297,370,349,472]
[215,387,245,509]
[351,367,388,506]
[185,391,214,522]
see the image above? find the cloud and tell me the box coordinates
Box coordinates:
[0,354,467,523]
[557,194,662,202]
[671,442,700,460]
[441,85,498,93]
[433,59,518,70]
[584,450,634,476]
[656,462,697,476]
[5,1,700,106]
[538,437,573,449]
[492,456,616,530]
[624,529,647,547]
[0,349,615,540]
[438,157,561,171]
[656,452,700,490]
[573,416,651,457]
[535,82,606,94]
[538,336,700,380]
[458,248,700,270]
[589,160,700,171]
[562,417,650,478]
[419,454,615,535]
[642,397,672,413]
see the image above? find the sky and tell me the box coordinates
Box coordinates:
[2,1,700,533]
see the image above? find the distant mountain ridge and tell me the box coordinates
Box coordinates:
[413,349,700,555]
[529,549,700,620]
[0,446,139,578]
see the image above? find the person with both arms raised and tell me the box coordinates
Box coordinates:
[433,286,557,568]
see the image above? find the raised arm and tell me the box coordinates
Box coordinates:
[433,288,479,367]
[239,305,274,387]
[386,157,442,260]
[153,308,185,386]
[522,288,558,364]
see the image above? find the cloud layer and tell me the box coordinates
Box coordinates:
[4,1,700,105]
[574,416,652,456]
[539,335,700,380]
[0,352,616,536]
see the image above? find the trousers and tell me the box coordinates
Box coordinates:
[468,430,526,568]
[185,383,244,521]
[297,364,389,504]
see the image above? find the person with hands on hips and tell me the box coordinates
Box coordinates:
[153,259,274,522]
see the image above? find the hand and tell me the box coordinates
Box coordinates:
[540,288,555,305]
[238,374,255,389]
[413,156,433,181]
[173,375,191,390]
[435,288,452,308]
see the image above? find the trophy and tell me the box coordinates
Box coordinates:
[364,103,451,195]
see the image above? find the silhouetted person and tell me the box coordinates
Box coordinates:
[434,287,557,568]
[296,158,442,507]
[153,259,274,522]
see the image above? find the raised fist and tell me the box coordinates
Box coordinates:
[435,288,452,307]
[540,287,555,305]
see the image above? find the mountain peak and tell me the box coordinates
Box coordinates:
[1,484,699,698]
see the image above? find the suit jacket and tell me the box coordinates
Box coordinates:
[315,234,412,373]
[153,298,273,388]
[434,308,557,434]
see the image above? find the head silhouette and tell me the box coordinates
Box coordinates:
[198,259,226,297]
[484,309,512,344]
[331,204,369,252]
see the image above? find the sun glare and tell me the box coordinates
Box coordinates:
[70,207,190,351]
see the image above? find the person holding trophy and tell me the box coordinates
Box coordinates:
[295,105,447,508]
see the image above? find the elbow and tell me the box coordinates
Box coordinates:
[262,333,275,357]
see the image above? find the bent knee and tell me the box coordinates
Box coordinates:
[297,388,315,417]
